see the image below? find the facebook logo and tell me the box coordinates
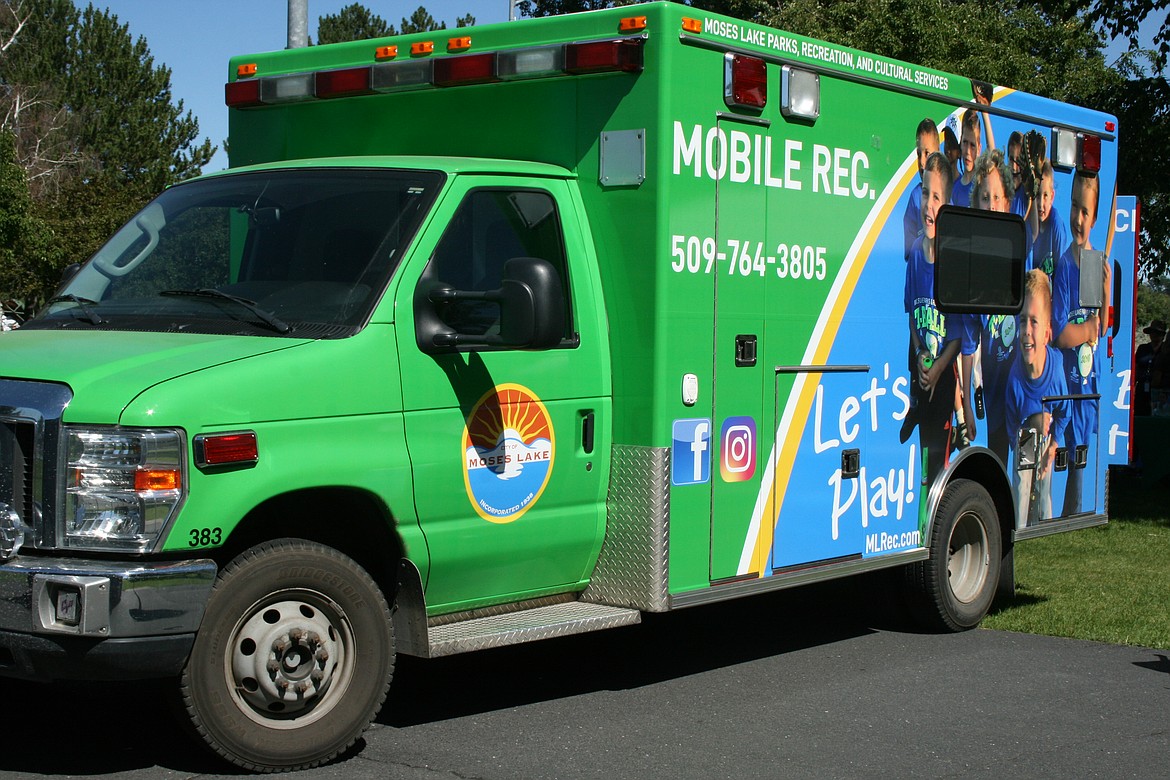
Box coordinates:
[672,418,711,486]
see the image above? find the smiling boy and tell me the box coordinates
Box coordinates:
[1006,269,1069,527]
[1052,171,1110,516]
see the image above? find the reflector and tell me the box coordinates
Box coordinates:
[196,432,259,467]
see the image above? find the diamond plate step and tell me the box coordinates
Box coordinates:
[426,601,641,658]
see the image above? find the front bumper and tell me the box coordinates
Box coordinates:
[0,555,216,680]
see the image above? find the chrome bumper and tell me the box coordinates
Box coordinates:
[0,556,216,638]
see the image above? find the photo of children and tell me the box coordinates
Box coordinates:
[1052,170,1110,516]
[903,151,961,494]
[1006,269,1070,527]
[891,88,1116,531]
[960,149,1017,466]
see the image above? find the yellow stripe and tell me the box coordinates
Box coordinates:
[747,162,920,574]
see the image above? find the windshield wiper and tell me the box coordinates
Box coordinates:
[160,288,292,334]
[46,294,104,325]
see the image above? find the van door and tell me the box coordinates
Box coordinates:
[395,176,610,612]
[709,116,768,582]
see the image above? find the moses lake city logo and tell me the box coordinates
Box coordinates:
[463,384,555,523]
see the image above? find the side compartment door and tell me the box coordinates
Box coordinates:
[395,177,610,612]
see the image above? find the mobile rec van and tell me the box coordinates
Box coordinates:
[0,2,1136,771]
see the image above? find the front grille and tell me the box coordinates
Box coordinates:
[0,419,35,525]
[0,379,73,550]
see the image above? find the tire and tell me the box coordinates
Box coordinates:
[180,539,394,772]
[906,479,1002,632]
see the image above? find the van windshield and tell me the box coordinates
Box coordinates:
[27,168,443,337]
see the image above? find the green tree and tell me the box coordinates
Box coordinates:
[0,0,215,305]
[318,3,395,43]
[400,6,445,34]
[1137,282,1170,331]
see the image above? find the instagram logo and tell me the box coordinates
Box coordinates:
[720,417,756,482]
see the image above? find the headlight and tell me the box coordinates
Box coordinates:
[64,427,185,552]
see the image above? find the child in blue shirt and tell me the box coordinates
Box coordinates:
[1031,160,1068,282]
[960,149,1016,465]
[1005,269,1070,528]
[950,109,981,208]
[1052,171,1110,516]
[904,152,961,491]
[903,118,939,260]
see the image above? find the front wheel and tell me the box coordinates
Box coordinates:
[180,539,394,772]
[906,479,1002,632]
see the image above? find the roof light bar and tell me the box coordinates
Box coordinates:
[226,37,648,109]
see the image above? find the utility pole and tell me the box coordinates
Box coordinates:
[288,0,308,49]
[508,1,518,22]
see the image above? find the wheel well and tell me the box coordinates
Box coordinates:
[217,488,405,604]
[948,452,1015,549]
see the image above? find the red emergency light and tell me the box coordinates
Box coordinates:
[724,53,767,110]
[433,52,499,87]
[1079,134,1102,174]
[316,67,375,99]
[225,79,263,108]
[565,38,644,74]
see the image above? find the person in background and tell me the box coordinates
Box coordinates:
[1135,319,1166,417]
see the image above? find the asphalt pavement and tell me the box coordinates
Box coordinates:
[6,578,1168,779]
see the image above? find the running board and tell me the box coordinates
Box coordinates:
[420,601,641,658]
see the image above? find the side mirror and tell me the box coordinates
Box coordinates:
[496,257,565,349]
[417,256,565,352]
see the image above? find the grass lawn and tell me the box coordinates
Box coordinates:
[983,468,1170,650]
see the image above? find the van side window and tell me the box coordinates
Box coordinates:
[934,206,1028,314]
[426,189,572,339]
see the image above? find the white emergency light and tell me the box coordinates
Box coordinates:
[781,65,819,122]
[1052,127,1078,170]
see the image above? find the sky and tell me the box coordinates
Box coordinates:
[77,2,1160,174]
[79,1,515,171]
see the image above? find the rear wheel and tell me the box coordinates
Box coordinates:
[907,479,1002,632]
[180,539,394,772]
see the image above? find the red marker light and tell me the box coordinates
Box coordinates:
[196,432,259,467]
